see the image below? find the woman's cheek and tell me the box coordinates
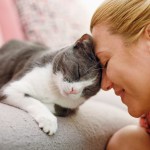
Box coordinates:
[105,62,114,79]
[106,61,120,84]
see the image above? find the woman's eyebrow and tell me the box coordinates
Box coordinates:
[96,51,110,63]
[96,48,110,54]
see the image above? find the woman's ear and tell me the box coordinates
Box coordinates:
[144,24,150,40]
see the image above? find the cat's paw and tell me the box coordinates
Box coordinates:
[37,116,58,135]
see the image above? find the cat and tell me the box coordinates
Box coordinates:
[0,34,102,135]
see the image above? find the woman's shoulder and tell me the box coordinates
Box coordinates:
[140,112,150,134]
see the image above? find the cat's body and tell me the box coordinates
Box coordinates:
[0,34,102,135]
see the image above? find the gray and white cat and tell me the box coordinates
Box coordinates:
[0,34,102,135]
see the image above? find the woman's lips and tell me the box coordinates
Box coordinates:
[115,89,125,102]
[115,90,123,96]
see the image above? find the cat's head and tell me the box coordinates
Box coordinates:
[52,34,102,106]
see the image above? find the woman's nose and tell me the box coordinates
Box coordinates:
[101,70,113,91]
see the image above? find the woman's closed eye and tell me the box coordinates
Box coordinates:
[101,60,109,69]
[96,51,110,69]
[104,61,109,68]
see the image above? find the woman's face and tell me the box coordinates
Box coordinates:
[92,24,150,118]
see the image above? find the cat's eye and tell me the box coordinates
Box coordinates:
[64,78,71,83]
[77,64,81,79]
[85,88,92,92]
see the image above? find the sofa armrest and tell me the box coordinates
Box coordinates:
[0,99,137,150]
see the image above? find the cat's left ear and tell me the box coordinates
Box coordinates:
[74,34,92,49]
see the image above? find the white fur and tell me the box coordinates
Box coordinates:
[2,63,96,135]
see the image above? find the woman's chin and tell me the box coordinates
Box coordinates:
[128,108,145,118]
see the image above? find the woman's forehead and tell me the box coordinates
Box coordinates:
[92,25,110,39]
[92,28,111,54]
[92,24,112,43]
[92,25,125,54]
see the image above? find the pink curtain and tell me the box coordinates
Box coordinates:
[0,0,25,43]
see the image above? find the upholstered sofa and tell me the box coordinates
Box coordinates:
[0,0,138,150]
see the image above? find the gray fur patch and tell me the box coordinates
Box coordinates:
[54,104,76,117]
[53,34,102,99]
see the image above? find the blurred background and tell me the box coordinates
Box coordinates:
[0,0,126,110]
[81,0,105,20]
[0,0,105,48]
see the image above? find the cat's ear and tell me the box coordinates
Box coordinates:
[74,34,92,49]
[79,34,92,42]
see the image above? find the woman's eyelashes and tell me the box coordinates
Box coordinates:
[101,60,108,68]
[104,61,108,68]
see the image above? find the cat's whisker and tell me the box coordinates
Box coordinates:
[82,48,97,63]
[50,86,58,90]
[80,67,103,78]
[50,87,58,92]
[82,47,100,64]
[50,84,60,91]
[84,64,103,73]
[90,67,104,71]
[50,89,60,94]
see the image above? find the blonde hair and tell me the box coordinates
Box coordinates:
[90,0,150,44]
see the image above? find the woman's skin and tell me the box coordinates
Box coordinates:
[92,24,150,118]
[92,24,150,150]
[106,125,150,150]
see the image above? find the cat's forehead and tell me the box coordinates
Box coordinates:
[53,43,101,79]
[64,47,96,64]
[55,71,96,84]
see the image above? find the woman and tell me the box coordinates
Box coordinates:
[90,0,150,149]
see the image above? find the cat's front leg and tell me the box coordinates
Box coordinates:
[25,101,58,135]
[1,85,57,135]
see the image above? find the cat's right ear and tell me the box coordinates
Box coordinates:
[73,40,84,49]
[73,34,92,49]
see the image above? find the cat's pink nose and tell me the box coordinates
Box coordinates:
[65,88,78,95]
